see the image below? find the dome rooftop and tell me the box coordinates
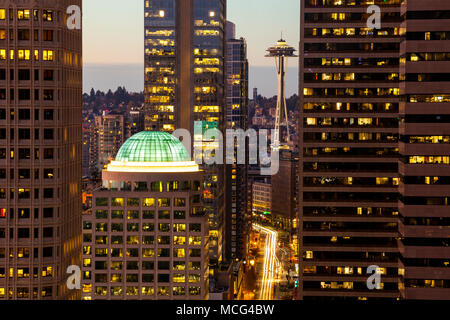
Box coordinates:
[115,131,191,163]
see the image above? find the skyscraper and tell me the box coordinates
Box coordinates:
[82,132,209,300]
[0,1,82,299]
[144,0,226,265]
[398,0,450,300]
[299,0,450,301]
[224,21,248,261]
[94,111,125,172]
[298,0,402,300]
[271,150,298,231]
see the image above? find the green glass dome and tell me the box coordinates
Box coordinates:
[115,131,191,163]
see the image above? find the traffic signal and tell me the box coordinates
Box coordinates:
[295,280,299,288]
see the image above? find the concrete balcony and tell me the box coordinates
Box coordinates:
[400,81,450,95]
[398,182,450,197]
[402,40,450,54]
[403,61,450,74]
[302,259,398,268]
[399,162,450,176]
[400,102,450,115]
[399,222,450,238]
[404,267,450,280]
[399,122,450,135]
[303,229,398,238]
[301,288,399,298]
[398,242,450,259]
[303,243,398,253]
[398,204,450,218]
[399,142,450,156]
[403,287,450,301]
[302,274,398,283]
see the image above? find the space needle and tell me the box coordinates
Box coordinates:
[266,36,297,150]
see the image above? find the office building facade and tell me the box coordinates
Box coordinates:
[225,21,249,260]
[271,150,298,231]
[299,0,450,301]
[299,0,402,300]
[82,132,209,300]
[94,111,125,172]
[0,0,82,299]
[398,0,450,300]
[144,0,226,265]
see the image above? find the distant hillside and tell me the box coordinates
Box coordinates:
[83,87,144,111]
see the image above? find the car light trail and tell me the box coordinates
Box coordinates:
[253,224,280,300]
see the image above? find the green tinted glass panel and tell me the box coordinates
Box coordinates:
[115,131,190,163]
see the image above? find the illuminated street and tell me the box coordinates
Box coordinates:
[253,224,281,300]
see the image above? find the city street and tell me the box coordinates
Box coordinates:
[253,224,281,300]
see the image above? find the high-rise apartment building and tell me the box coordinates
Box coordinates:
[0,1,82,299]
[82,132,209,300]
[252,181,271,215]
[299,0,402,300]
[94,111,125,172]
[225,21,249,260]
[271,150,298,231]
[144,0,226,265]
[299,0,450,301]
[398,0,450,300]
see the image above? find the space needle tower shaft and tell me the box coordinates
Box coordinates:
[266,37,297,150]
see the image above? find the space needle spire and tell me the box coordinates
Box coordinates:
[266,36,297,150]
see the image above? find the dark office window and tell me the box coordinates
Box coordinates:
[18,169,30,179]
[43,188,53,199]
[18,89,30,100]
[43,109,53,120]
[43,228,53,238]
[157,274,170,283]
[18,109,30,120]
[43,70,53,81]
[43,89,53,100]
[18,208,30,219]
[43,129,53,140]
[18,149,30,160]
[43,148,53,159]
[43,247,53,258]
[18,69,30,80]
[18,228,30,239]
[18,129,30,140]
[43,30,53,41]
[18,29,30,41]
[43,208,53,218]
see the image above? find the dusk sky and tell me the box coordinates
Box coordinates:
[83,0,300,97]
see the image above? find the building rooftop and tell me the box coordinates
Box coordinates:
[106,131,199,173]
[115,131,191,163]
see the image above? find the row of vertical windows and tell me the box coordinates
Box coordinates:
[0,148,54,160]
[0,29,53,41]
[0,9,53,22]
[0,49,54,60]
[0,109,54,121]
[0,88,54,100]
[92,286,200,296]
